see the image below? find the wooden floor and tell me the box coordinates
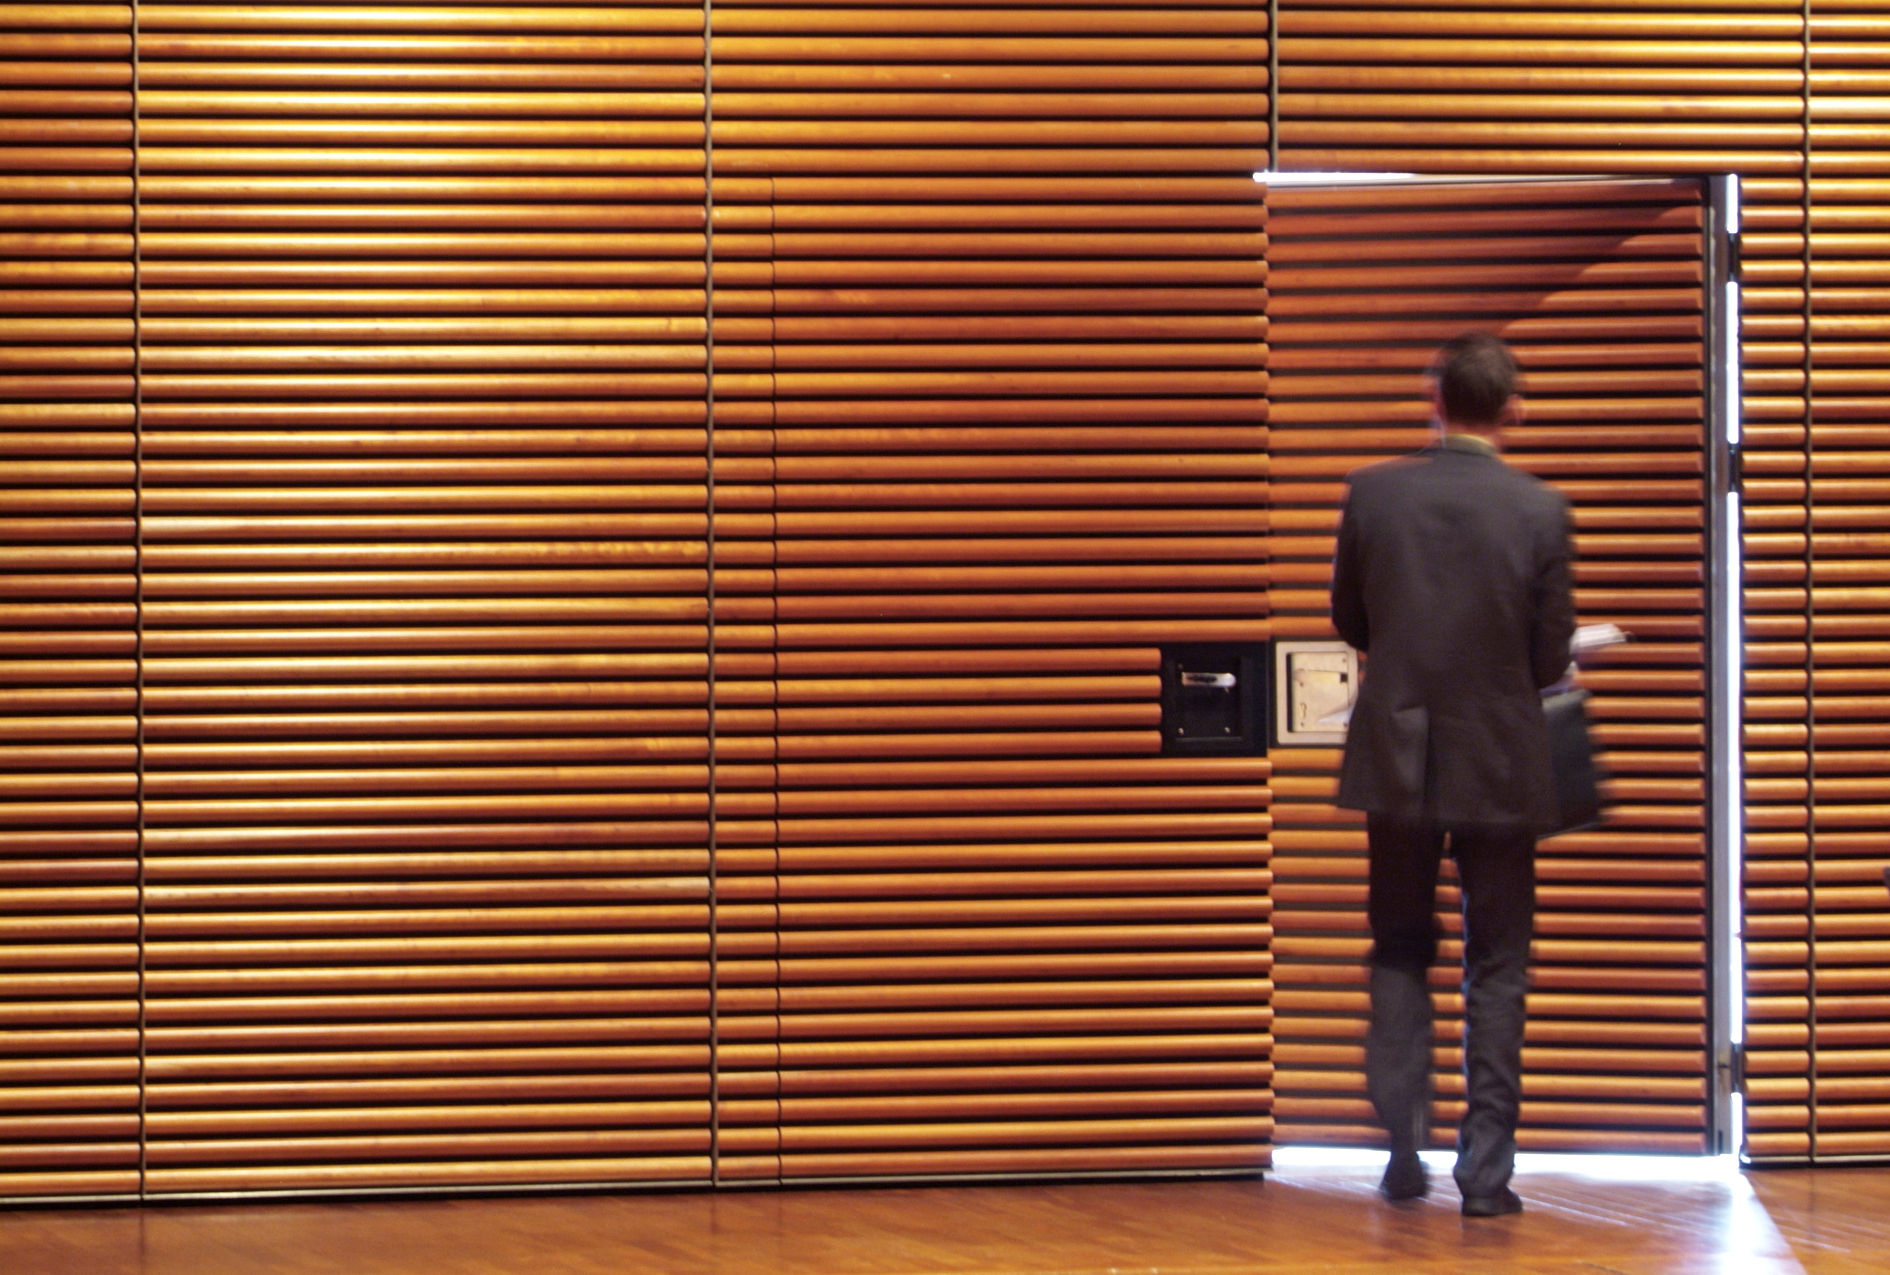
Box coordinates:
[2,1162,1886,1275]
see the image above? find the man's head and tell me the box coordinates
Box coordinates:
[1428,333,1522,434]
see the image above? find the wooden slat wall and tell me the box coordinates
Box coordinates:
[707,0,1276,1181]
[0,1,141,1199]
[1743,2,1890,1162]
[129,1,719,1193]
[10,0,1890,1196]
[1264,177,1715,1154]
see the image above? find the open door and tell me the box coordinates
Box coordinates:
[1261,175,1739,1156]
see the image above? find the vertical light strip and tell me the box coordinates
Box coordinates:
[1801,0,1818,1163]
[1727,222,1746,1100]
[1710,173,1746,1158]
[703,0,720,1189]
[130,0,146,1202]
[1730,462,1747,1161]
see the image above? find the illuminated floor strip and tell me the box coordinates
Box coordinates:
[1274,1146,1747,1180]
[1273,1146,1807,1273]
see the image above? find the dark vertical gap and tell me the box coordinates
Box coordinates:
[704,0,720,1190]
[130,0,147,1203]
[1266,0,1280,172]
[1802,0,1819,1164]
[1259,175,1274,1167]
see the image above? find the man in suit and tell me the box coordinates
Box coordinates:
[1329,333,1577,1217]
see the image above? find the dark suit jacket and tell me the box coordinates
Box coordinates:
[1330,437,1577,828]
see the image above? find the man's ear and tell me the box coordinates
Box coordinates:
[1500,395,1525,429]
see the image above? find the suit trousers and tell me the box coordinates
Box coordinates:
[1365,815,1536,1198]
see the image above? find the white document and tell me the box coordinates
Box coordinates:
[1571,622,1630,654]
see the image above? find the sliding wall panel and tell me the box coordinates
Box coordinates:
[130,2,718,1194]
[0,1,140,1200]
[1744,2,1890,1163]
[1265,178,1715,1154]
[708,2,1275,1181]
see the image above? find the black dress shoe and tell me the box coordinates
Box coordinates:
[1379,1153,1429,1201]
[1460,1187,1523,1217]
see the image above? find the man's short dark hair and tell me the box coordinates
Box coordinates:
[1430,333,1520,427]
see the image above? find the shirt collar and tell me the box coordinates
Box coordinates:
[1439,432,1499,457]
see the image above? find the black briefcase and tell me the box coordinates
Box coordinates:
[1542,688,1604,835]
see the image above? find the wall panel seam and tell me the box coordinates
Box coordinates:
[1801,0,1817,1164]
[132,0,148,1204]
[706,0,722,1190]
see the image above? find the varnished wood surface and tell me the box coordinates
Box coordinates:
[1755,1165,1890,1275]
[3,1163,1884,1275]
